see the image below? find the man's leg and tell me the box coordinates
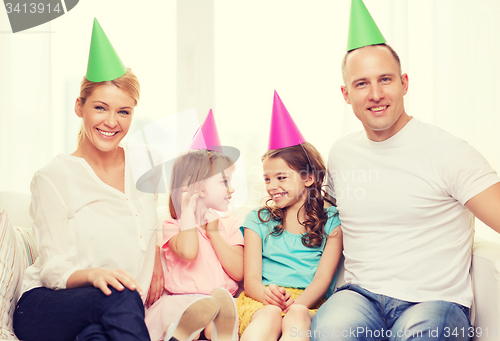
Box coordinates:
[390,301,470,341]
[311,286,385,341]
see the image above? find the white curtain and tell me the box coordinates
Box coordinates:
[1,0,499,239]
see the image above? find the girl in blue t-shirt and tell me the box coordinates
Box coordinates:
[237,142,342,341]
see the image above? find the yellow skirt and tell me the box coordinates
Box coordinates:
[236,287,325,336]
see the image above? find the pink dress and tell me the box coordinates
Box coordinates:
[145,216,243,340]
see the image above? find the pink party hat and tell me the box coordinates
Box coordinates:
[268,91,306,150]
[190,109,222,150]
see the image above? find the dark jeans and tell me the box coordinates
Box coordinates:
[14,286,151,341]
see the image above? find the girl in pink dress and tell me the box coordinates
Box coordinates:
[146,149,243,341]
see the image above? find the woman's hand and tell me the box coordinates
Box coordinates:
[262,284,287,308]
[86,268,143,296]
[145,245,164,307]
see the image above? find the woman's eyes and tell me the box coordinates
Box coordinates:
[94,106,130,115]
[278,176,287,181]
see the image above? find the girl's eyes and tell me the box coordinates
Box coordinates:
[95,106,105,111]
[278,176,287,181]
[119,110,130,115]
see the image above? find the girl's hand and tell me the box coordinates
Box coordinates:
[282,292,295,313]
[180,185,199,214]
[204,208,220,235]
[262,284,286,308]
[87,268,143,296]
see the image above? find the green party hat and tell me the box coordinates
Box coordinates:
[347,0,386,51]
[86,18,127,82]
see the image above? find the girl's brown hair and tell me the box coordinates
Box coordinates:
[76,68,140,147]
[169,150,233,219]
[258,142,333,248]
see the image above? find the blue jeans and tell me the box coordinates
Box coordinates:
[311,284,471,341]
[14,286,151,341]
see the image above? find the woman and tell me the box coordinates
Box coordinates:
[13,19,163,341]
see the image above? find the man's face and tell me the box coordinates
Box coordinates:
[341,45,409,142]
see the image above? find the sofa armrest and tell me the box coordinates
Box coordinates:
[471,238,500,340]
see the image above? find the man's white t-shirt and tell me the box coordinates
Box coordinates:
[328,118,499,307]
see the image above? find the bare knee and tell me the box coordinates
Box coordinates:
[283,304,311,322]
[252,304,283,323]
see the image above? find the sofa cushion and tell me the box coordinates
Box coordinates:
[0,192,32,229]
[471,238,500,338]
[0,210,38,340]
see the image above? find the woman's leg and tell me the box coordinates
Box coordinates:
[14,286,150,341]
[240,305,283,341]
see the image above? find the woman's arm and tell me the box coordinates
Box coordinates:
[287,226,342,311]
[145,244,164,306]
[205,209,243,281]
[30,172,79,289]
[67,268,143,296]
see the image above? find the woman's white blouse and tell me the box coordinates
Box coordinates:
[21,147,157,294]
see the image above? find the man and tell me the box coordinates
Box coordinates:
[311,1,500,340]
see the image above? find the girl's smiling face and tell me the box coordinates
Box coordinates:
[263,156,313,210]
[200,165,235,212]
[75,84,135,153]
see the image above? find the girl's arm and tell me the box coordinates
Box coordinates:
[243,229,287,307]
[205,209,243,281]
[287,226,343,310]
[166,192,200,261]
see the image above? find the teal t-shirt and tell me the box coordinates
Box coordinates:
[241,206,341,295]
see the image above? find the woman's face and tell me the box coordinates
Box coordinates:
[75,84,135,153]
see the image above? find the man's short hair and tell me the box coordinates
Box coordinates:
[341,43,402,86]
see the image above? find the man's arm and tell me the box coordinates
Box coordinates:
[465,182,500,233]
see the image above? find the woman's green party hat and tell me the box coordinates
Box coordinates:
[86,18,127,82]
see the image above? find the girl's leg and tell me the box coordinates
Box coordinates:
[14,286,150,341]
[240,305,282,341]
[280,305,313,341]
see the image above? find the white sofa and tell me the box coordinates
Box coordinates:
[1,191,500,340]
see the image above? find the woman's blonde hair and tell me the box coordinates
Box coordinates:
[169,150,233,219]
[76,68,140,147]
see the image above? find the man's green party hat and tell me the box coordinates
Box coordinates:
[347,0,386,51]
